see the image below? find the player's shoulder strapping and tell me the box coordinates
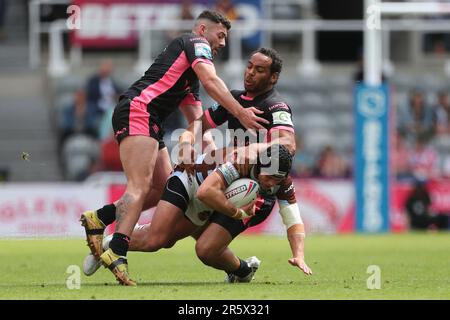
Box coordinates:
[216,162,240,187]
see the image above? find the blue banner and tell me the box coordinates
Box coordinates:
[354,84,390,233]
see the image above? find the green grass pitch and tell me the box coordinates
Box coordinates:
[1,233,449,299]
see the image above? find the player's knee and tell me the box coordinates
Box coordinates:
[195,241,216,266]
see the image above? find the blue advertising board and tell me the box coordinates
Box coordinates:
[354,84,390,233]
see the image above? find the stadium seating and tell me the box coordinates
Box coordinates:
[43,61,450,181]
[62,134,99,181]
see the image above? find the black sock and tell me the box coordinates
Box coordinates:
[109,233,130,257]
[97,204,116,226]
[231,258,251,278]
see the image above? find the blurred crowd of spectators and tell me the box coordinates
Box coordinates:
[290,88,450,181]
[53,1,450,183]
[291,139,351,179]
[57,63,450,183]
[57,59,122,181]
[393,89,450,181]
[57,57,357,182]
[56,0,247,181]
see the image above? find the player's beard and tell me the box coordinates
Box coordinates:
[245,78,272,96]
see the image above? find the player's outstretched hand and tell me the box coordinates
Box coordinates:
[288,257,313,275]
[239,107,269,130]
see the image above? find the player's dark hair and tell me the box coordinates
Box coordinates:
[256,144,293,178]
[253,47,283,74]
[196,10,231,30]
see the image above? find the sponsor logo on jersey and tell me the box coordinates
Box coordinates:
[190,37,208,42]
[194,42,213,60]
[272,111,293,126]
[269,102,289,111]
[114,127,127,138]
[285,183,295,194]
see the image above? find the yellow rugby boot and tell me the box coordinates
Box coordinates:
[100,248,136,286]
[80,210,106,259]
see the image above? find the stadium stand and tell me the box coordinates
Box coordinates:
[0,0,61,183]
[43,62,450,182]
[1,0,450,184]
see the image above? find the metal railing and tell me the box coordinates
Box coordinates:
[28,1,450,77]
[43,18,450,77]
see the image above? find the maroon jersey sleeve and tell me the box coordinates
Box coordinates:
[276,175,297,204]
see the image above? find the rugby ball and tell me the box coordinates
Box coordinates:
[224,178,259,208]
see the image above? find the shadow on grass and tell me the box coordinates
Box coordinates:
[85,281,225,287]
[0,281,224,288]
[83,280,300,287]
[0,279,303,289]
